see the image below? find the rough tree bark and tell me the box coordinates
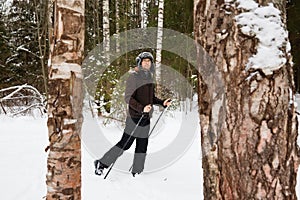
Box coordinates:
[46,0,84,199]
[194,0,300,199]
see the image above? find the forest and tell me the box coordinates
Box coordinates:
[0,0,195,115]
[0,0,299,113]
[1,0,300,199]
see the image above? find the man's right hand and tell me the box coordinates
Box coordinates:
[143,104,152,113]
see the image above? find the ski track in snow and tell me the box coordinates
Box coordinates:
[2,95,300,199]
[0,110,203,200]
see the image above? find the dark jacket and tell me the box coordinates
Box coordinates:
[125,70,164,119]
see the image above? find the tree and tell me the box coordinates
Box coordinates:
[0,3,11,77]
[140,0,150,28]
[1,0,48,93]
[155,0,164,97]
[33,0,49,97]
[115,0,120,53]
[46,0,84,199]
[130,0,138,27]
[195,0,300,199]
[85,0,103,53]
[103,0,110,59]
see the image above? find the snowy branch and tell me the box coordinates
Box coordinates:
[16,45,40,59]
[0,84,46,117]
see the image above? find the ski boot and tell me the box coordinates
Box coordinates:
[132,172,141,177]
[94,160,105,176]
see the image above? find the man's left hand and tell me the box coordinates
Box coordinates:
[163,98,172,107]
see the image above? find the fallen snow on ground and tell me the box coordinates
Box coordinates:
[2,95,300,199]
[0,109,203,200]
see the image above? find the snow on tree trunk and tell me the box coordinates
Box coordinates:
[194,0,300,199]
[46,0,84,199]
[103,0,110,64]
[155,0,164,97]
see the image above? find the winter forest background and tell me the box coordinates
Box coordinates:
[0,0,299,115]
[0,0,196,118]
[1,0,300,199]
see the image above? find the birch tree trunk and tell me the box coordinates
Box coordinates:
[103,0,110,63]
[140,0,149,28]
[155,0,164,97]
[46,0,84,199]
[115,0,120,53]
[194,0,300,199]
[131,0,137,16]
[131,0,138,27]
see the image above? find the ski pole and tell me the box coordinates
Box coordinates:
[128,100,171,172]
[147,99,172,139]
[104,114,145,179]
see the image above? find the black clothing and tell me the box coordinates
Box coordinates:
[125,71,165,118]
[99,70,165,174]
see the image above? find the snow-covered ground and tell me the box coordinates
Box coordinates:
[2,96,300,199]
[0,116,48,199]
[0,107,203,200]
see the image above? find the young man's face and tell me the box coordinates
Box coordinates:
[141,58,151,71]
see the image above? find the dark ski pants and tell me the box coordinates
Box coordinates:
[99,117,150,174]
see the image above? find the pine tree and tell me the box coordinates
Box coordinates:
[4,1,43,90]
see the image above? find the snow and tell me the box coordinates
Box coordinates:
[50,63,83,79]
[235,1,290,75]
[236,0,258,10]
[0,116,48,199]
[1,99,300,199]
[56,0,84,14]
[0,0,299,197]
[0,0,13,15]
[0,107,203,199]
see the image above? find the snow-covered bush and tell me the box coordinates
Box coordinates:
[0,84,46,117]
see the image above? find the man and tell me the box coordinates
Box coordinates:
[94,52,171,177]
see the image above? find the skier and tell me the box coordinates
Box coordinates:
[94,52,171,177]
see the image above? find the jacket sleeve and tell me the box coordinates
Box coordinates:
[152,85,166,107]
[124,74,144,113]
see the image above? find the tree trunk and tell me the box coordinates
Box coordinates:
[140,0,150,28]
[103,0,110,64]
[194,0,300,199]
[115,0,120,53]
[155,0,164,98]
[46,0,84,199]
[33,0,48,98]
[96,0,101,45]
[131,0,138,27]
